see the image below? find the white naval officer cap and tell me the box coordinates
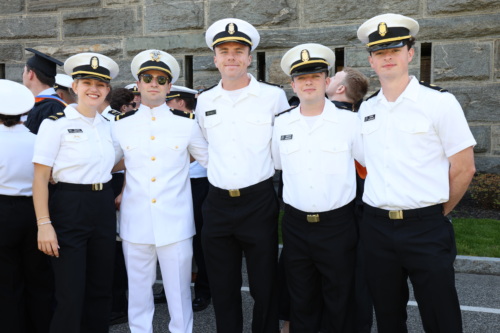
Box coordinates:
[54,73,74,89]
[166,85,198,102]
[280,43,335,77]
[64,52,119,83]
[130,50,180,83]
[124,83,140,95]
[205,18,260,51]
[357,13,419,52]
[0,80,35,116]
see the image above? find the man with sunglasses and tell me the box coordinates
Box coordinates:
[195,18,289,333]
[111,49,208,333]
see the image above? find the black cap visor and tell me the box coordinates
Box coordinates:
[367,40,407,52]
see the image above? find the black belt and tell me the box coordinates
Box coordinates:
[56,181,111,192]
[209,178,273,198]
[284,201,354,223]
[364,204,443,220]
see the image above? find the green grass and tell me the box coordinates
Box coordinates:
[454,218,500,258]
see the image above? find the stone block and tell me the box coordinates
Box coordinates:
[0,44,24,62]
[29,0,100,12]
[470,126,491,154]
[474,156,500,174]
[450,84,500,122]
[418,14,500,41]
[427,0,500,15]
[345,47,370,68]
[492,126,500,156]
[193,72,221,91]
[25,39,124,60]
[3,0,24,14]
[5,64,25,82]
[106,0,140,4]
[63,8,140,37]
[193,55,217,72]
[144,1,204,33]
[0,16,58,40]
[268,55,290,88]
[125,35,207,54]
[495,40,500,80]
[208,0,298,27]
[433,42,491,82]
[304,0,418,24]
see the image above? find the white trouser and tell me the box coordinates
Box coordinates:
[122,238,194,333]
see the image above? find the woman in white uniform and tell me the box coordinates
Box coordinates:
[33,53,120,333]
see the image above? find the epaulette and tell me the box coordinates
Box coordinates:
[170,108,195,119]
[365,89,380,101]
[115,109,138,121]
[419,81,448,93]
[48,111,66,121]
[197,84,217,95]
[108,109,122,116]
[258,80,283,88]
[276,105,298,117]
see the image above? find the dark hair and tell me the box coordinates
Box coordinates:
[109,88,134,111]
[0,114,22,127]
[341,67,369,111]
[25,65,55,87]
[173,96,197,111]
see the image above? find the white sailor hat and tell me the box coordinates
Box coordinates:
[54,74,73,89]
[0,80,35,116]
[357,13,419,52]
[64,52,119,83]
[281,43,335,77]
[130,50,180,83]
[125,83,140,95]
[205,18,260,51]
[166,85,198,101]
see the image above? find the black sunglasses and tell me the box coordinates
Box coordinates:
[127,102,136,108]
[140,74,169,85]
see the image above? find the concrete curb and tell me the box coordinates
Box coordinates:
[454,255,500,276]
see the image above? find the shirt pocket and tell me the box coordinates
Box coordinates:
[361,118,381,136]
[165,138,189,168]
[396,120,430,134]
[243,113,272,146]
[279,140,302,175]
[203,113,222,129]
[320,141,349,175]
[61,133,91,159]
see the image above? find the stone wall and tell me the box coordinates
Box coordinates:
[1,0,499,172]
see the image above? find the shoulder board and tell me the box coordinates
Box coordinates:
[276,105,298,117]
[35,95,68,107]
[108,109,122,116]
[197,84,217,95]
[48,111,66,121]
[365,89,380,101]
[419,81,448,93]
[115,109,138,121]
[170,109,195,119]
[258,80,283,88]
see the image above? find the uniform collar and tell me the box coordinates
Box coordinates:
[211,73,260,100]
[64,104,104,125]
[286,98,338,124]
[377,75,419,105]
[37,87,57,97]
[138,102,169,113]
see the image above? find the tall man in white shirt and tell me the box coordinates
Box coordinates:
[195,18,290,333]
[357,13,476,332]
[273,43,364,332]
[112,50,208,333]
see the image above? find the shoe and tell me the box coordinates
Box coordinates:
[109,311,128,325]
[154,288,167,304]
[192,296,211,312]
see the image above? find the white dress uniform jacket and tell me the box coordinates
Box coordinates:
[359,76,476,210]
[111,103,208,247]
[272,99,364,212]
[195,74,289,189]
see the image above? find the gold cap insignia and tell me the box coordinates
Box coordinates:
[90,56,99,70]
[150,50,161,62]
[228,23,236,35]
[378,22,388,37]
[301,49,310,62]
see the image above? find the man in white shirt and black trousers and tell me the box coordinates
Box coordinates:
[195,18,290,333]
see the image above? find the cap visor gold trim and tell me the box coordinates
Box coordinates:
[71,71,111,80]
[289,60,329,74]
[212,36,253,47]
[138,67,172,77]
[366,35,412,47]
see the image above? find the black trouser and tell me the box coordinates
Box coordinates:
[191,177,210,299]
[49,186,116,333]
[0,195,54,333]
[202,178,279,333]
[283,201,357,333]
[361,204,462,333]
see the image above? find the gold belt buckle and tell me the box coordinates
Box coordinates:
[307,214,320,223]
[228,189,240,197]
[92,183,103,191]
[389,210,403,219]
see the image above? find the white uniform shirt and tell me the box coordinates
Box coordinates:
[195,74,290,189]
[272,99,364,212]
[111,103,208,247]
[359,76,476,210]
[101,105,119,122]
[33,105,116,184]
[0,124,36,196]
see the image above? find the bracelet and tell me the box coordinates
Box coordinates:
[37,221,52,226]
[36,216,50,222]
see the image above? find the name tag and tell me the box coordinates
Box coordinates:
[205,110,216,116]
[364,114,376,122]
[68,129,83,133]
[281,134,293,140]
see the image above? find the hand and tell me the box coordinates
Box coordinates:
[38,224,60,258]
[115,193,123,211]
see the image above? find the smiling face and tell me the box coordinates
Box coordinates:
[72,78,110,109]
[213,42,252,83]
[368,46,414,81]
[291,72,330,104]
